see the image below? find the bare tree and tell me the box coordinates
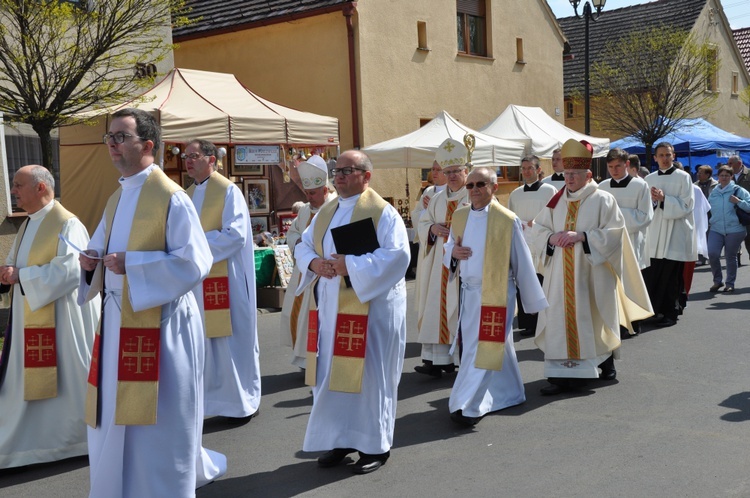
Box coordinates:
[587,26,719,167]
[0,0,190,171]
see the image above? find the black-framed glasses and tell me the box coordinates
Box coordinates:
[465,181,488,189]
[102,132,143,144]
[181,153,204,160]
[330,167,365,176]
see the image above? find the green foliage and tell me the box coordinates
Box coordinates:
[586,25,719,163]
[0,0,192,170]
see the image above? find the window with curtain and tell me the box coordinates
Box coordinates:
[457,0,487,56]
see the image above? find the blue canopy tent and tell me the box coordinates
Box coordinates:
[611,118,750,174]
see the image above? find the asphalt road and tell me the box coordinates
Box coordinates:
[2,263,750,497]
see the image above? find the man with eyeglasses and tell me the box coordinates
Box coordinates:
[508,155,557,337]
[294,150,410,474]
[531,140,652,395]
[442,167,547,426]
[79,108,225,495]
[414,138,470,378]
[183,139,261,424]
[280,155,336,368]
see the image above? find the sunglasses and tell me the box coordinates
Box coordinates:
[465,181,488,189]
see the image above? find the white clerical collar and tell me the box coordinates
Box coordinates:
[469,203,490,214]
[338,193,360,207]
[119,164,157,190]
[434,184,447,193]
[612,174,629,183]
[447,186,466,198]
[28,199,55,221]
[193,175,211,188]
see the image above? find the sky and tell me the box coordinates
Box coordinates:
[547,0,750,29]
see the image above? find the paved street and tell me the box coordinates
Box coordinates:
[2,263,750,497]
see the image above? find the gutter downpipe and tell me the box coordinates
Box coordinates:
[343,2,360,149]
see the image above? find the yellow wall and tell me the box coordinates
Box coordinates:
[173,1,566,213]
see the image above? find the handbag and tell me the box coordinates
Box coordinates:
[732,187,750,226]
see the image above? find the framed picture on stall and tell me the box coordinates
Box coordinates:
[231,163,264,176]
[250,216,269,235]
[181,172,193,189]
[243,178,270,215]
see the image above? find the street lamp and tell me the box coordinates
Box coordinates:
[570,0,606,136]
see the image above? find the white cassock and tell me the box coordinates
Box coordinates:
[295,194,410,454]
[542,173,566,191]
[410,184,445,244]
[598,175,654,269]
[0,201,100,469]
[508,181,557,272]
[692,184,710,259]
[532,182,650,379]
[443,209,547,418]
[79,166,225,498]
[415,187,469,364]
[645,168,696,262]
[190,180,261,418]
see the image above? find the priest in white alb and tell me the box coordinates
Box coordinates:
[294,150,410,475]
[184,138,261,422]
[280,155,335,368]
[78,108,225,497]
[414,138,470,378]
[443,167,547,426]
[531,139,652,395]
[0,165,99,469]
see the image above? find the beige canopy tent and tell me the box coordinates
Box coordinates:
[60,67,339,231]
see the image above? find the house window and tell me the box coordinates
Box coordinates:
[566,100,575,118]
[457,0,487,56]
[417,21,429,51]
[732,71,739,95]
[706,47,718,92]
[516,37,524,63]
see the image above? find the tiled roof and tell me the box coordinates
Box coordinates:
[558,0,706,97]
[173,0,350,40]
[733,27,750,72]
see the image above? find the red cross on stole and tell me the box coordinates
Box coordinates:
[476,306,506,371]
[24,328,58,400]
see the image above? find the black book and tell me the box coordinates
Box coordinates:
[331,218,380,287]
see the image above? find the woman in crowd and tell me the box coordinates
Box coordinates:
[707,165,750,292]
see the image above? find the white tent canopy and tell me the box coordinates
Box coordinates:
[362,111,528,169]
[76,67,339,145]
[479,105,609,158]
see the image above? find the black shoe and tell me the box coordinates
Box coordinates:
[223,411,258,424]
[414,363,442,378]
[654,317,676,328]
[450,409,480,427]
[599,369,617,381]
[352,451,389,474]
[519,328,535,337]
[318,448,356,468]
[540,383,565,396]
[710,283,723,292]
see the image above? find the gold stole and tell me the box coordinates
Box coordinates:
[305,188,388,392]
[450,200,514,370]
[187,172,233,338]
[85,168,178,427]
[18,203,75,400]
[563,200,581,359]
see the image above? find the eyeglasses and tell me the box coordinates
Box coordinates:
[465,181,489,190]
[330,167,365,176]
[181,153,204,160]
[102,132,143,144]
[444,167,466,176]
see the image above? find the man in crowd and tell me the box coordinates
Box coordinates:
[443,167,547,426]
[643,142,696,328]
[79,108,225,496]
[184,138,261,423]
[411,161,447,237]
[542,148,565,190]
[695,165,718,198]
[532,140,652,395]
[507,154,557,336]
[0,165,100,469]
[414,138,470,378]
[728,155,750,266]
[294,150,410,474]
[280,155,335,368]
[628,154,642,179]
[598,148,654,335]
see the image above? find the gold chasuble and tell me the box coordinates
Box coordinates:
[16,203,76,400]
[187,171,233,338]
[290,214,315,347]
[305,188,388,392]
[451,200,514,371]
[85,168,179,427]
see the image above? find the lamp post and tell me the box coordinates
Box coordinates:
[570,0,606,136]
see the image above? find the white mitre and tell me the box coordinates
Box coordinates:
[298,155,328,190]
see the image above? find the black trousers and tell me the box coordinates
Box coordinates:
[643,258,682,321]
[516,273,543,331]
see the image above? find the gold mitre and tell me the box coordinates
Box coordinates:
[561,139,593,170]
[435,138,468,169]
[297,154,328,190]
